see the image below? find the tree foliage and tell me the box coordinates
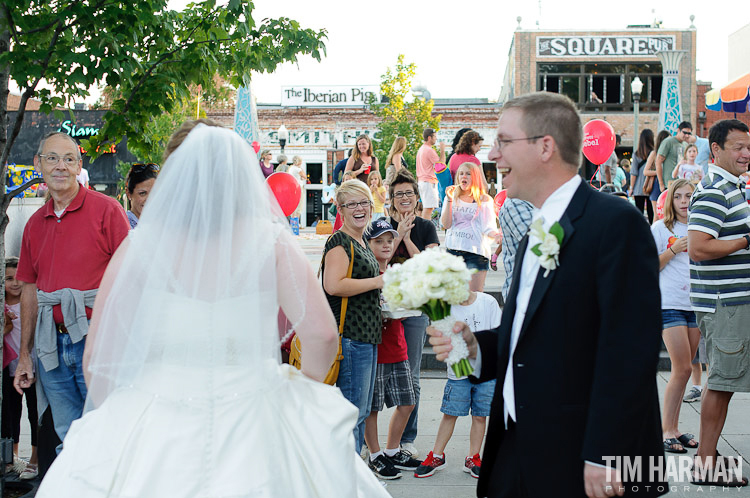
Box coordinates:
[126,91,205,164]
[0,0,326,165]
[371,55,441,176]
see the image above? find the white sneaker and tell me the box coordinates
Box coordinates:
[683,386,702,403]
[400,442,419,459]
[19,463,38,480]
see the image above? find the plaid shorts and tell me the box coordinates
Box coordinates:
[371,360,416,411]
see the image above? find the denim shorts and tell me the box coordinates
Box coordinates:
[649,180,662,201]
[440,378,496,417]
[447,249,490,271]
[661,309,698,329]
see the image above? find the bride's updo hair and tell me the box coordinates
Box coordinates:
[163,118,224,162]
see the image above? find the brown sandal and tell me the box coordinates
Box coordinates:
[691,455,748,487]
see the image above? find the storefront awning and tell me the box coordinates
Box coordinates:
[705,72,750,114]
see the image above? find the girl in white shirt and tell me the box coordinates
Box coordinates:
[672,144,703,184]
[651,179,699,454]
[440,162,499,291]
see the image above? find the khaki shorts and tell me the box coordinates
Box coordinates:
[696,299,750,392]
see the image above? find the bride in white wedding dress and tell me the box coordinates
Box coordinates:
[36,121,391,497]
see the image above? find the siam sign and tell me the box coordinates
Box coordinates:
[537,35,675,57]
[57,119,115,154]
[281,85,380,107]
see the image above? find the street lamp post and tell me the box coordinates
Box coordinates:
[631,76,643,163]
[278,124,289,154]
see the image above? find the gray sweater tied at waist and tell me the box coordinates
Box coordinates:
[36,288,97,372]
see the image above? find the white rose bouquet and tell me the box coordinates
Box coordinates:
[383,248,474,377]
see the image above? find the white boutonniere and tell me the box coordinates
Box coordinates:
[529,218,564,277]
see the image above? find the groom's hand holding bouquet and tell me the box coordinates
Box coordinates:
[383,248,475,377]
[427,320,479,365]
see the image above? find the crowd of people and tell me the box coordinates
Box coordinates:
[4,92,750,498]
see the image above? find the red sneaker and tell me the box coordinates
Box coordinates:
[414,451,446,478]
[463,453,481,478]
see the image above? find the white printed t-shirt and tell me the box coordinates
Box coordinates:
[443,197,498,258]
[447,292,501,380]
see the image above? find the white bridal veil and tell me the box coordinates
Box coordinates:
[84,124,329,410]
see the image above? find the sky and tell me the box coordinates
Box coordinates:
[207,0,748,104]
[14,1,742,105]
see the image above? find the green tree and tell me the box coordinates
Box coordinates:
[371,55,441,177]
[127,91,205,164]
[0,0,325,394]
[115,95,201,204]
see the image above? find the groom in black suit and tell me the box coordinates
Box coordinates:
[429,92,666,498]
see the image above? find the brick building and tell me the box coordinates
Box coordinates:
[499,27,697,177]
[207,89,500,226]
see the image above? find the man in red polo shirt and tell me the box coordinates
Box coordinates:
[14,132,129,454]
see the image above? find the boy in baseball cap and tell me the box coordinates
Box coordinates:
[363,219,422,479]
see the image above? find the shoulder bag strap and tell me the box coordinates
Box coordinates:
[338,241,355,335]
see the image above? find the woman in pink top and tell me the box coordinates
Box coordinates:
[448,131,483,180]
[259,149,274,179]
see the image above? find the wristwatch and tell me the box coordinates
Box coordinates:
[744,234,750,249]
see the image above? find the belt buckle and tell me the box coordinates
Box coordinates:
[56,323,68,334]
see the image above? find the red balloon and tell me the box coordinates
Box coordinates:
[494,190,507,214]
[656,190,668,220]
[266,172,302,217]
[582,120,616,165]
[251,141,260,154]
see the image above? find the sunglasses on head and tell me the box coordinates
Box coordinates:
[131,163,160,173]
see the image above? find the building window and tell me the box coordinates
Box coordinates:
[537,63,661,112]
[307,163,323,184]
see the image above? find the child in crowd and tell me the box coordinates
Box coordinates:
[672,144,703,184]
[414,289,501,479]
[1,258,38,479]
[490,239,502,271]
[368,171,387,220]
[363,220,422,480]
[651,179,699,452]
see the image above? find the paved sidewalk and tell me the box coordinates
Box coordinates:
[377,372,750,497]
[15,373,750,496]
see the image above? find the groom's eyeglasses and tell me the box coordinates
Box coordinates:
[494,136,545,149]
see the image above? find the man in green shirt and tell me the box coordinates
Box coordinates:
[656,121,692,191]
